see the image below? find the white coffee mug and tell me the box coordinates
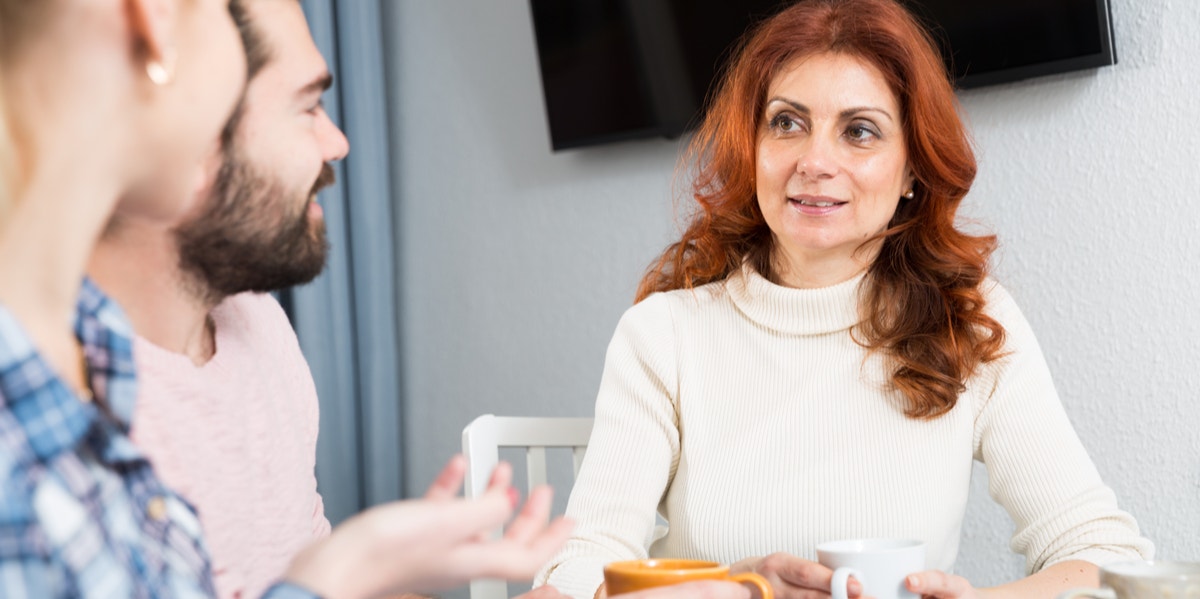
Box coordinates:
[1058,560,1200,599]
[817,538,926,599]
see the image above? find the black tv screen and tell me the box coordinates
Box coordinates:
[529,0,1116,151]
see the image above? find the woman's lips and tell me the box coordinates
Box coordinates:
[788,195,847,216]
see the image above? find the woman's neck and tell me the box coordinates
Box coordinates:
[770,243,880,289]
[0,161,123,391]
[0,12,140,393]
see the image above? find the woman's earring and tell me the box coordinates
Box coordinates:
[902,189,915,200]
[145,49,176,86]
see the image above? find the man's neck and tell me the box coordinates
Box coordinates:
[87,219,220,366]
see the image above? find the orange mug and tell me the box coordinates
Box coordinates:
[604,559,774,598]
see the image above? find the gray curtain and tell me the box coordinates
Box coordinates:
[285,0,402,525]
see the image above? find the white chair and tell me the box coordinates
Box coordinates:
[462,414,594,599]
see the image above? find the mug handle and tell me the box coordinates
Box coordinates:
[1057,589,1117,599]
[728,572,774,599]
[830,567,863,599]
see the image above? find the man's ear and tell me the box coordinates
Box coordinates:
[125,0,177,84]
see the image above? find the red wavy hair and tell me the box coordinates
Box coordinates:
[636,0,1006,419]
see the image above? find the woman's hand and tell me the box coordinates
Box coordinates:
[593,581,754,599]
[283,456,573,599]
[904,571,983,599]
[517,585,574,599]
[615,581,753,599]
[730,553,864,599]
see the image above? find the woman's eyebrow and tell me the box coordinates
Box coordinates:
[766,97,894,124]
[766,97,809,114]
[840,106,894,123]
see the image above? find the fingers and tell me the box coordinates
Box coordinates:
[461,491,517,534]
[424,455,467,500]
[390,465,571,585]
[416,491,514,547]
[612,581,751,599]
[905,571,973,598]
[312,481,563,596]
[526,515,574,558]
[456,514,574,581]
[497,515,574,576]
[843,575,864,598]
[518,585,572,599]
[756,553,856,597]
[430,458,512,503]
[485,460,514,496]
[503,484,554,543]
[460,460,515,541]
[768,553,833,589]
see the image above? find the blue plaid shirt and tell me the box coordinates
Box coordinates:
[0,280,319,599]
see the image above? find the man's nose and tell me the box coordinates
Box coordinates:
[319,112,350,162]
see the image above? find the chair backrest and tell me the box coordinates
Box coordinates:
[461,414,594,599]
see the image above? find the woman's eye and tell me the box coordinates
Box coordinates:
[769,113,802,133]
[847,122,880,142]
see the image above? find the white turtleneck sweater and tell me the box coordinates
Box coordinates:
[537,264,1152,598]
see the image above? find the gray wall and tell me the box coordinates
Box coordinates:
[383,0,1199,591]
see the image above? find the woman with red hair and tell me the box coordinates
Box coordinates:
[536,0,1151,597]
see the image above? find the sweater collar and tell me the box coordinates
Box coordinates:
[725,261,864,335]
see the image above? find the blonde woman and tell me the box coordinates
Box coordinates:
[0,0,568,597]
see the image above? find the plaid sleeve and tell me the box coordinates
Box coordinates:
[0,557,66,598]
[260,581,323,599]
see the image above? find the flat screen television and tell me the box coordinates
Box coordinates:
[529,0,1116,151]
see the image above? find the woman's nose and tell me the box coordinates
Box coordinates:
[795,133,837,180]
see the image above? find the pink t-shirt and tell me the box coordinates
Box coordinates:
[131,292,331,599]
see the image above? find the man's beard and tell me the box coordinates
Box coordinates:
[175,151,334,303]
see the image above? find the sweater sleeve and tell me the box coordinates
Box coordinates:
[535,295,681,599]
[972,284,1153,574]
[303,346,332,541]
[261,293,332,542]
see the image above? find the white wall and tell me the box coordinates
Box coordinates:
[384,0,1199,591]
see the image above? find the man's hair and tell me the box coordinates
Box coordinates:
[222,0,274,148]
[230,0,273,81]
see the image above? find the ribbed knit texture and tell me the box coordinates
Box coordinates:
[537,264,1152,598]
[131,293,331,599]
